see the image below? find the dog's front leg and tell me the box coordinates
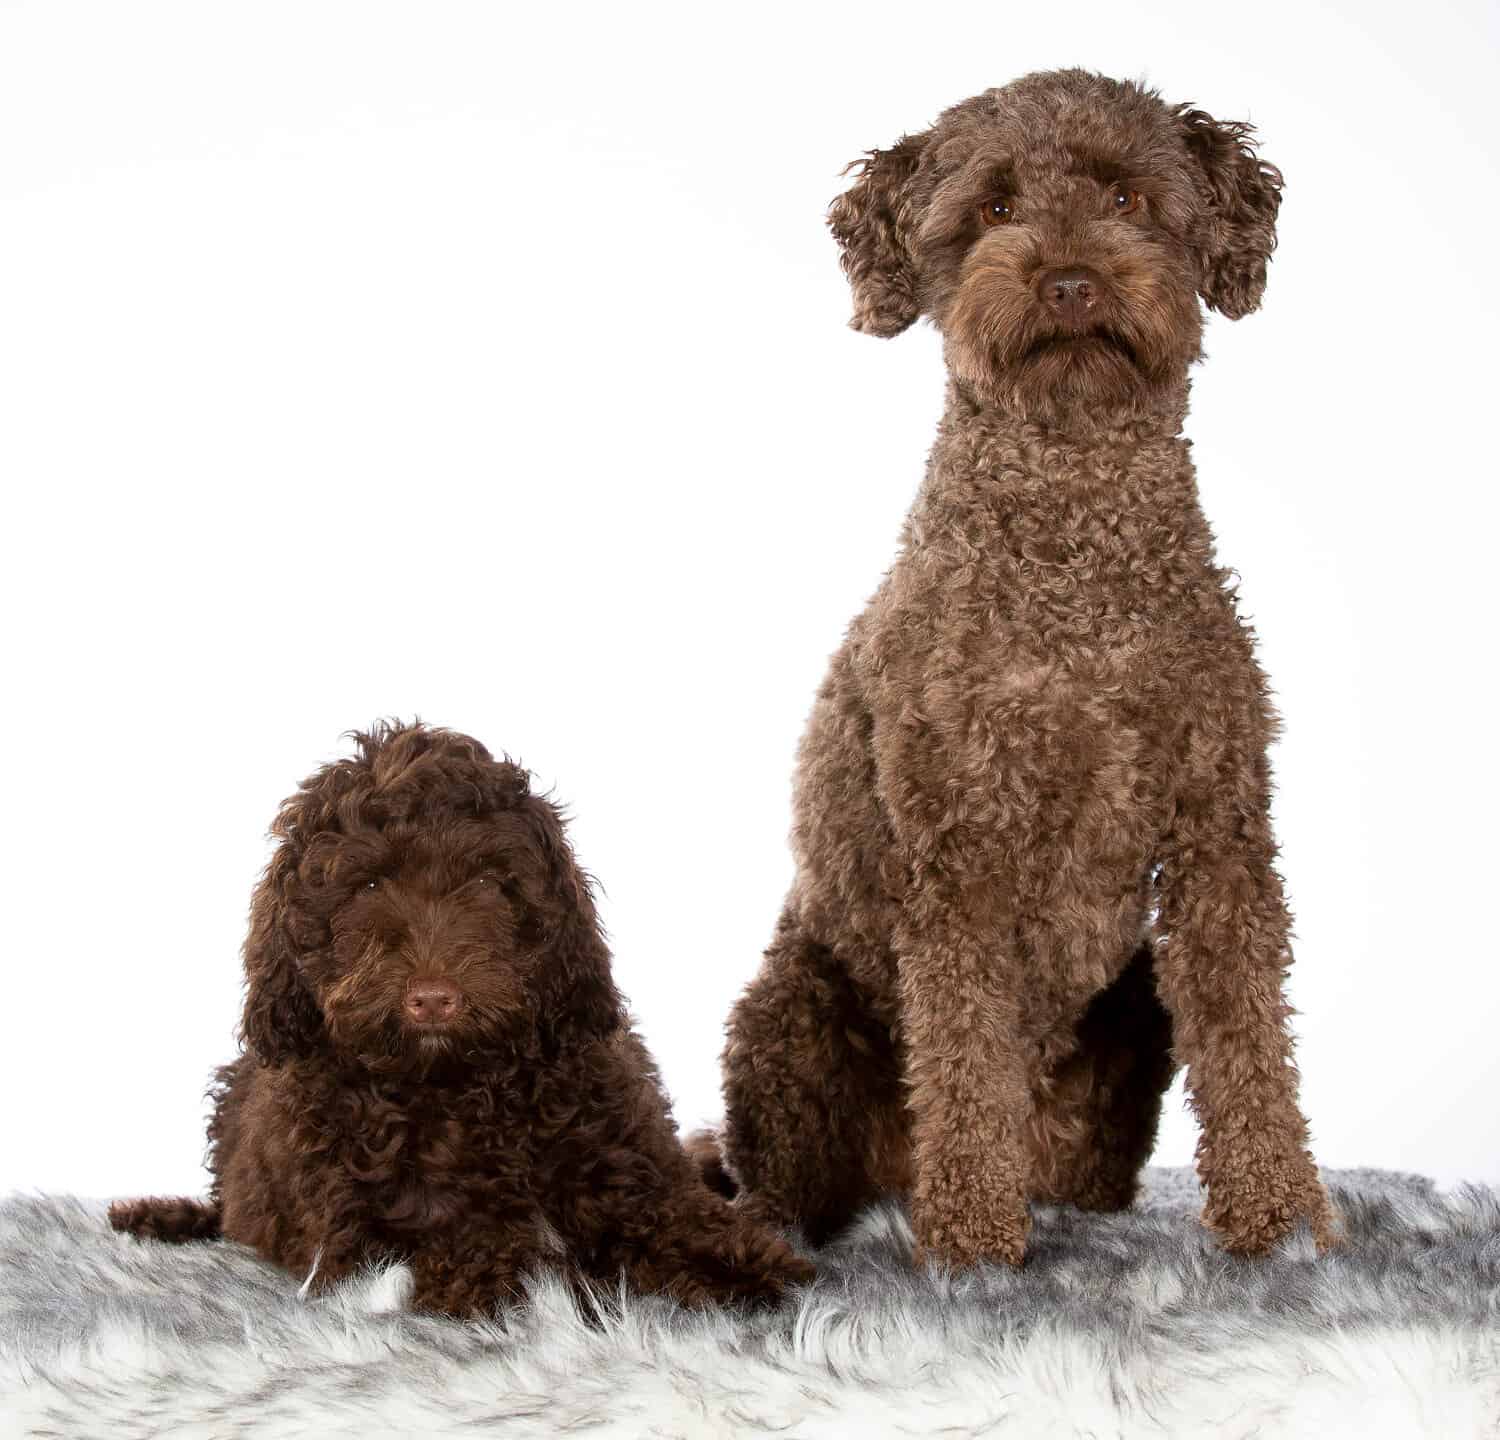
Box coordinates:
[1155,784,1338,1256]
[896,897,1035,1270]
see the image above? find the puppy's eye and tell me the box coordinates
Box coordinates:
[979,197,1013,228]
[362,878,378,892]
[1111,187,1141,216]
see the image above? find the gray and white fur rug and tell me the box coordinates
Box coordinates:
[2,1168,1498,1438]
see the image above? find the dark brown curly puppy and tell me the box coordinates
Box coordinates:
[111,722,811,1315]
[716,69,1338,1268]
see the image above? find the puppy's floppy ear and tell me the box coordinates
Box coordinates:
[516,789,621,1042]
[828,130,932,337]
[240,842,325,1062]
[1177,107,1284,320]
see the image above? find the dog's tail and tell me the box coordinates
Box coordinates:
[683,1127,739,1200]
[108,1195,222,1243]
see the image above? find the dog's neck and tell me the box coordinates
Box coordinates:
[943,374,1191,454]
[927,377,1203,512]
[901,378,1220,606]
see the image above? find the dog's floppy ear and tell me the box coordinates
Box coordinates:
[1177,107,1283,320]
[828,130,932,337]
[240,835,325,1062]
[515,789,621,1043]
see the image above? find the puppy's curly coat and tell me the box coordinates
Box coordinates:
[714,70,1338,1267]
[112,722,810,1315]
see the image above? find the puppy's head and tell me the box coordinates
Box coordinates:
[829,70,1282,427]
[240,721,617,1073]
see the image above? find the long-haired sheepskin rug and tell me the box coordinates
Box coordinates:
[2,1168,1497,1438]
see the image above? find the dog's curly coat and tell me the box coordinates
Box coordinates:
[111,722,811,1315]
[713,70,1338,1268]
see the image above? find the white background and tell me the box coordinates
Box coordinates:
[2,0,1496,1201]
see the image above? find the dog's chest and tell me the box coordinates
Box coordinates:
[344,1091,520,1235]
[868,464,1230,702]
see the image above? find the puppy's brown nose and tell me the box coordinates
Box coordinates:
[404,978,461,1025]
[1037,267,1103,329]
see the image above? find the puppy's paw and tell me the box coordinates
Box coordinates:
[721,1234,816,1307]
[107,1196,220,1242]
[766,1249,817,1293]
[662,1229,815,1309]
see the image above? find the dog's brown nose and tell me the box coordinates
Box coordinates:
[1037,267,1103,329]
[404,978,461,1024]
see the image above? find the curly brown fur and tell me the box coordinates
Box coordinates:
[721,70,1336,1269]
[111,722,811,1316]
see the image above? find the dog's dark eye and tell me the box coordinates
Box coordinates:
[362,878,378,892]
[1111,187,1141,216]
[979,197,1013,228]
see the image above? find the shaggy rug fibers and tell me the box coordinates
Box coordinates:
[1,1168,1497,1438]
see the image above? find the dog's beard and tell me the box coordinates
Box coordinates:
[322,981,537,1078]
[325,1011,514,1079]
[1019,330,1138,364]
[1004,325,1150,408]
[324,1007,428,1075]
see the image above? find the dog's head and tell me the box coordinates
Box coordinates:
[829,70,1282,427]
[240,721,618,1072]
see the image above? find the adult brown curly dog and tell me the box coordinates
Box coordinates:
[713,69,1338,1269]
[111,722,811,1315]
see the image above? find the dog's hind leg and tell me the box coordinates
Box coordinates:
[617,1191,816,1308]
[682,1128,739,1198]
[108,1196,222,1242]
[1026,943,1177,1211]
[721,911,910,1247]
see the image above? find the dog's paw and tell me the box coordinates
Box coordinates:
[910,1203,1029,1270]
[1204,1161,1340,1256]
